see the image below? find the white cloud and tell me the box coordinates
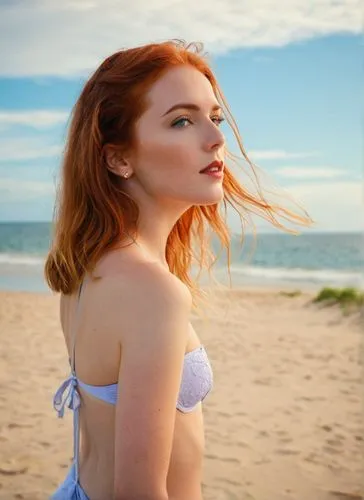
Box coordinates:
[0,178,55,201]
[249,150,319,160]
[0,0,360,76]
[275,166,346,179]
[228,163,362,232]
[0,110,69,129]
[0,138,62,161]
[288,181,363,232]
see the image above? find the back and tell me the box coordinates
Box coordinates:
[59,255,196,499]
[60,258,191,388]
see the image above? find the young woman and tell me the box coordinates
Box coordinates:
[45,39,311,500]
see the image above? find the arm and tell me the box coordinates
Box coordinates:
[109,266,191,500]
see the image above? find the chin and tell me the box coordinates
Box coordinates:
[195,190,225,206]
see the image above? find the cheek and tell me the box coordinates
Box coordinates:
[139,134,196,175]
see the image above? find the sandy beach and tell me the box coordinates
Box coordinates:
[0,286,362,500]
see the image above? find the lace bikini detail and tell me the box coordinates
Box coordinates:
[176,346,213,412]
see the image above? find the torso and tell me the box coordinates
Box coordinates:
[60,244,205,500]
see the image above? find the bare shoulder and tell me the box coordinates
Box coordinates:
[126,261,191,301]
[92,261,192,342]
[106,260,190,302]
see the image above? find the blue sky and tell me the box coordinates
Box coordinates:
[0,1,361,232]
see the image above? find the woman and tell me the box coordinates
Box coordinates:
[45,39,311,500]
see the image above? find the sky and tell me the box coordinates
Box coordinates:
[0,0,362,233]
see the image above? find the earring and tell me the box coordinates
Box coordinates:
[123,172,130,179]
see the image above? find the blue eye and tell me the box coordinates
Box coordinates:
[212,117,225,126]
[172,117,192,128]
[172,116,225,128]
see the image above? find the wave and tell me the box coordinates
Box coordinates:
[0,253,45,266]
[227,265,363,287]
[1,253,362,288]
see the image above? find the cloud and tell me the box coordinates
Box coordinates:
[0,0,360,76]
[0,138,62,161]
[288,181,363,231]
[288,180,362,205]
[248,149,319,160]
[240,180,363,232]
[0,177,55,201]
[275,166,346,179]
[0,110,69,130]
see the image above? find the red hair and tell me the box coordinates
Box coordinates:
[44,40,312,306]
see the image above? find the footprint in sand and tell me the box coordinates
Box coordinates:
[326,438,344,447]
[0,465,28,476]
[279,437,293,444]
[236,440,250,449]
[274,448,300,456]
[328,492,363,500]
[323,445,342,455]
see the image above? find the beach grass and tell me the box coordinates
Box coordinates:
[313,287,364,315]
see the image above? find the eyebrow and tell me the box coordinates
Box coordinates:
[162,103,222,117]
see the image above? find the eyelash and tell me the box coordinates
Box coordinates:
[172,115,225,128]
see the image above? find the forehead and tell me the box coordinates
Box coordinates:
[145,65,218,113]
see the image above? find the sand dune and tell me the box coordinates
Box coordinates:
[0,287,362,499]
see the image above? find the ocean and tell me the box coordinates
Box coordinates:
[0,222,362,293]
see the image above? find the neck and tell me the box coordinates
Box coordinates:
[124,200,192,271]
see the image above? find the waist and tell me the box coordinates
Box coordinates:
[77,402,205,497]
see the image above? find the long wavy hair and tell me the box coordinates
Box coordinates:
[44,39,313,307]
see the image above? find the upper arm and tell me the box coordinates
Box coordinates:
[110,267,191,498]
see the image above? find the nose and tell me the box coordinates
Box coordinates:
[203,122,225,153]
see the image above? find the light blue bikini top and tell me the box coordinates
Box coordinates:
[75,343,212,412]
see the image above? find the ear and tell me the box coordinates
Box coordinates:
[104,144,131,177]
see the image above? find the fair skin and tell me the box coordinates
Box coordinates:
[60,64,225,500]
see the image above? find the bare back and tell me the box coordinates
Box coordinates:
[60,246,206,500]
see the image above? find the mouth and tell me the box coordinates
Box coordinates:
[199,160,224,174]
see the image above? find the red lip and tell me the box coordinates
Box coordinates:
[199,160,224,174]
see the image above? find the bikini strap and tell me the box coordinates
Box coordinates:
[70,278,85,375]
[70,277,85,484]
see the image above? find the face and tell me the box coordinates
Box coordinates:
[123,65,226,208]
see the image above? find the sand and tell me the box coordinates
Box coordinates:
[0,287,362,500]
